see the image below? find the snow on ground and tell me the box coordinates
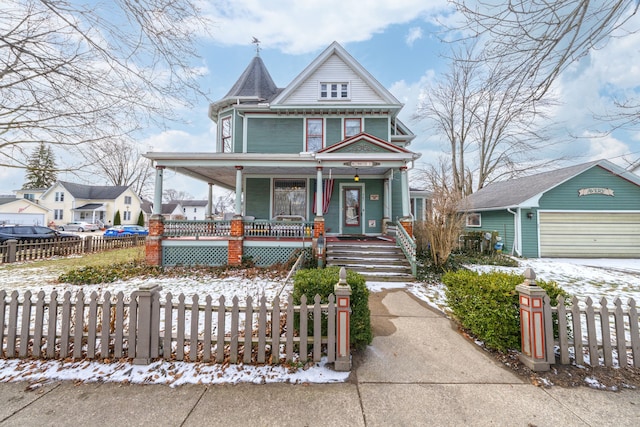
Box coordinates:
[0,257,638,386]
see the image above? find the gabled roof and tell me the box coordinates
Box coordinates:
[0,198,50,212]
[162,202,183,215]
[174,199,208,207]
[465,159,640,211]
[53,181,130,200]
[271,41,401,108]
[0,197,17,205]
[317,132,412,155]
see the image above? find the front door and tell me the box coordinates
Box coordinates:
[341,184,364,234]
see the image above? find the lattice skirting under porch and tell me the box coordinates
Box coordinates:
[163,245,228,266]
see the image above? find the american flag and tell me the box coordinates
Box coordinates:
[313,179,334,215]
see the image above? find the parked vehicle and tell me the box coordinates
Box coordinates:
[58,221,100,232]
[0,225,80,243]
[103,225,149,237]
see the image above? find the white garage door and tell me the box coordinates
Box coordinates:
[0,213,46,226]
[539,212,640,258]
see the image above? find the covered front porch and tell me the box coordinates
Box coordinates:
[144,135,419,267]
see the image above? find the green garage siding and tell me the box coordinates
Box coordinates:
[540,166,640,211]
[247,118,303,153]
[466,210,516,254]
[245,178,271,219]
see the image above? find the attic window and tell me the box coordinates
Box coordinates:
[319,82,349,100]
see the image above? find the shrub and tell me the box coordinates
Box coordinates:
[113,210,121,225]
[442,269,568,352]
[137,211,145,227]
[293,267,372,350]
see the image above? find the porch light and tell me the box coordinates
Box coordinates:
[354,169,360,182]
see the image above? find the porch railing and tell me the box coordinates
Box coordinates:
[395,222,417,276]
[244,220,314,239]
[163,219,314,239]
[163,220,231,238]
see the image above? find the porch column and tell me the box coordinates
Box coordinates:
[152,166,165,216]
[206,183,214,219]
[316,166,323,217]
[234,166,243,216]
[400,166,410,218]
[382,177,391,234]
[146,165,165,266]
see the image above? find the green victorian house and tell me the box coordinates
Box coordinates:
[144,42,421,269]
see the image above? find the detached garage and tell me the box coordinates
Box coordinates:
[463,160,640,258]
[0,198,49,226]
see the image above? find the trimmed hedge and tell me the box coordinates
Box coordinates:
[293,267,372,350]
[442,269,568,352]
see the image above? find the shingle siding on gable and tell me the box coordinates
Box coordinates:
[247,117,304,153]
[540,166,640,211]
[281,55,383,105]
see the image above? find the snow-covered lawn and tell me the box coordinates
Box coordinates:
[0,257,638,386]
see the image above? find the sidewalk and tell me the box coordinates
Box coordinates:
[1,289,639,426]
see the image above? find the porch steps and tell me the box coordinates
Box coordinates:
[326,238,414,282]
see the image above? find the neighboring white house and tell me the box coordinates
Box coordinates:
[15,181,143,228]
[175,200,208,220]
[0,197,49,226]
[161,202,185,220]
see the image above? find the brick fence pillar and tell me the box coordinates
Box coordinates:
[228,215,244,266]
[145,216,164,266]
[334,267,352,371]
[516,268,552,371]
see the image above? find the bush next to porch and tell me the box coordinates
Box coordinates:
[293,267,372,350]
[442,270,568,352]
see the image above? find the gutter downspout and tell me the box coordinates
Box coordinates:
[507,208,522,256]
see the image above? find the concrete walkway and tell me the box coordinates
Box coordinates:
[1,289,639,426]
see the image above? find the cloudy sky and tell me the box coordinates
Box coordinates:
[2,0,639,197]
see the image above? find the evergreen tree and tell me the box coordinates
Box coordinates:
[137,211,145,227]
[114,210,122,225]
[22,143,57,189]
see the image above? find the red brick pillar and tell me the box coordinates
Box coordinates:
[228,215,244,266]
[145,216,164,266]
[399,217,413,237]
[313,216,325,238]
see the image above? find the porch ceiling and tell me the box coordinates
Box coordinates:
[164,165,393,190]
[145,152,418,190]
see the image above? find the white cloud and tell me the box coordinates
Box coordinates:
[201,0,451,54]
[405,27,423,46]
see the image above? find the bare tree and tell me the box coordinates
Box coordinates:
[80,139,154,197]
[0,0,209,170]
[452,1,639,102]
[415,161,467,269]
[163,189,193,203]
[416,45,557,196]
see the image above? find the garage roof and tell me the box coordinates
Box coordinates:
[464,159,640,211]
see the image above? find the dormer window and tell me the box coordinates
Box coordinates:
[319,82,349,100]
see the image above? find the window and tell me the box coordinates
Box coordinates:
[194,208,197,213]
[123,211,131,221]
[124,196,132,205]
[273,179,306,218]
[345,118,361,137]
[306,118,323,152]
[221,116,232,153]
[55,192,64,202]
[466,213,481,227]
[319,82,349,99]
[54,209,63,220]
[24,194,34,201]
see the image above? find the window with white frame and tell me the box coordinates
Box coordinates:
[306,118,323,152]
[221,116,232,153]
[123,211,131,221]
[55,192,64,202]
[273,179,306,218]
[345,118,361,137]
[466,213,481,227]
[24,193,34,201]
[54,209,63,220]
[124,196,132,205]
[319,82,349,100]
